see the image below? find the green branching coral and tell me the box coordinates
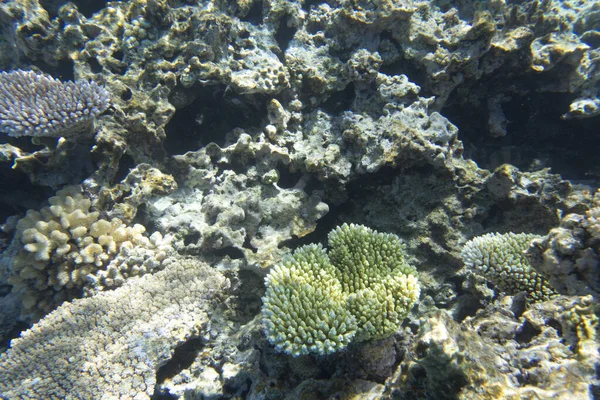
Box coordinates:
[461,232,557,302]
[262,223,420,356]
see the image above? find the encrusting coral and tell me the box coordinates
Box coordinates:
[262,223,420,356]
[461,232,557,302]
[0,259,229,399]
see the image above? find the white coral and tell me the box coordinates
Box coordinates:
[0,259,229,399]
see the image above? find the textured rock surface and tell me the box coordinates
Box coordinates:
[528,188,600,297]
[393,296,599,399]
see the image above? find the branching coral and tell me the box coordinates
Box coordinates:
[461,232,557,301]
[262,223,420,356]
[0,70,110,138]
[1,185,175,319]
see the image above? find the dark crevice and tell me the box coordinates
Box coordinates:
[0,320,31,351]
[164,84,267,156]
[111,153,136,185]
[153,337,204,398]
[112,50,124,61]
[184,231,201,246]
[242,235,258,253]
[120,87,133,101]
[481,204,504,230]
[88,57,103,73]
[319,83,356,115]
[34,59,75,82]
[455,295,484,322]
[274,15,297,55]
[131,204,152,233]
[47,0,109,18]
[230,269,264,323]
[277,196,353,250]
[444,71,600,182]
[276,164,303,189]
[546,318,562,337]
[515,319,541,344]
[241,0,263,25]
[212,246,245,260]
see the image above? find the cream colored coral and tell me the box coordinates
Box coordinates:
[5,186,176,319]
[461,232,557,301]
[0,259,229,399]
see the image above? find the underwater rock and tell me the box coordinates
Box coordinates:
[394,297,599,399]
[528,188,600,297]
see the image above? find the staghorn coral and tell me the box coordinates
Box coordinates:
[262,243,358,356]
[461,232,557,302]
[0,70,110,138]
[262,223,420,356]
[1,185,176,319]
[328,223,420,341]
[0,258,229,400]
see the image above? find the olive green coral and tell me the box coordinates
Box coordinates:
[262,223,420,356]
[461,232,557,302]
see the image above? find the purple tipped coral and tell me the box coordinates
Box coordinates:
[0,70,110,138]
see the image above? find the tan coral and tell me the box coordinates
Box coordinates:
[0,259,229,400]
[5,185,176,320]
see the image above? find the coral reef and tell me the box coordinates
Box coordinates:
[461,232,557,302]
[0,0,597,398]
[0,258,229,399]
[528,188,600,297]
[262,243,357,356]
[262,223,420,356]
[0,70,110,138]
[0,184,176,320]
[149,134,330,268]
[394,295,599,399]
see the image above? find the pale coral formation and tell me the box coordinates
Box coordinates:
[262,224,420,356]
[461,232,557,302]
[2,185,176,318]
[0,259,229,399]
[0,70,110,138]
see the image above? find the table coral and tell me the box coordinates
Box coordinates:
[0,258,229,399]
[0,70,110,138]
